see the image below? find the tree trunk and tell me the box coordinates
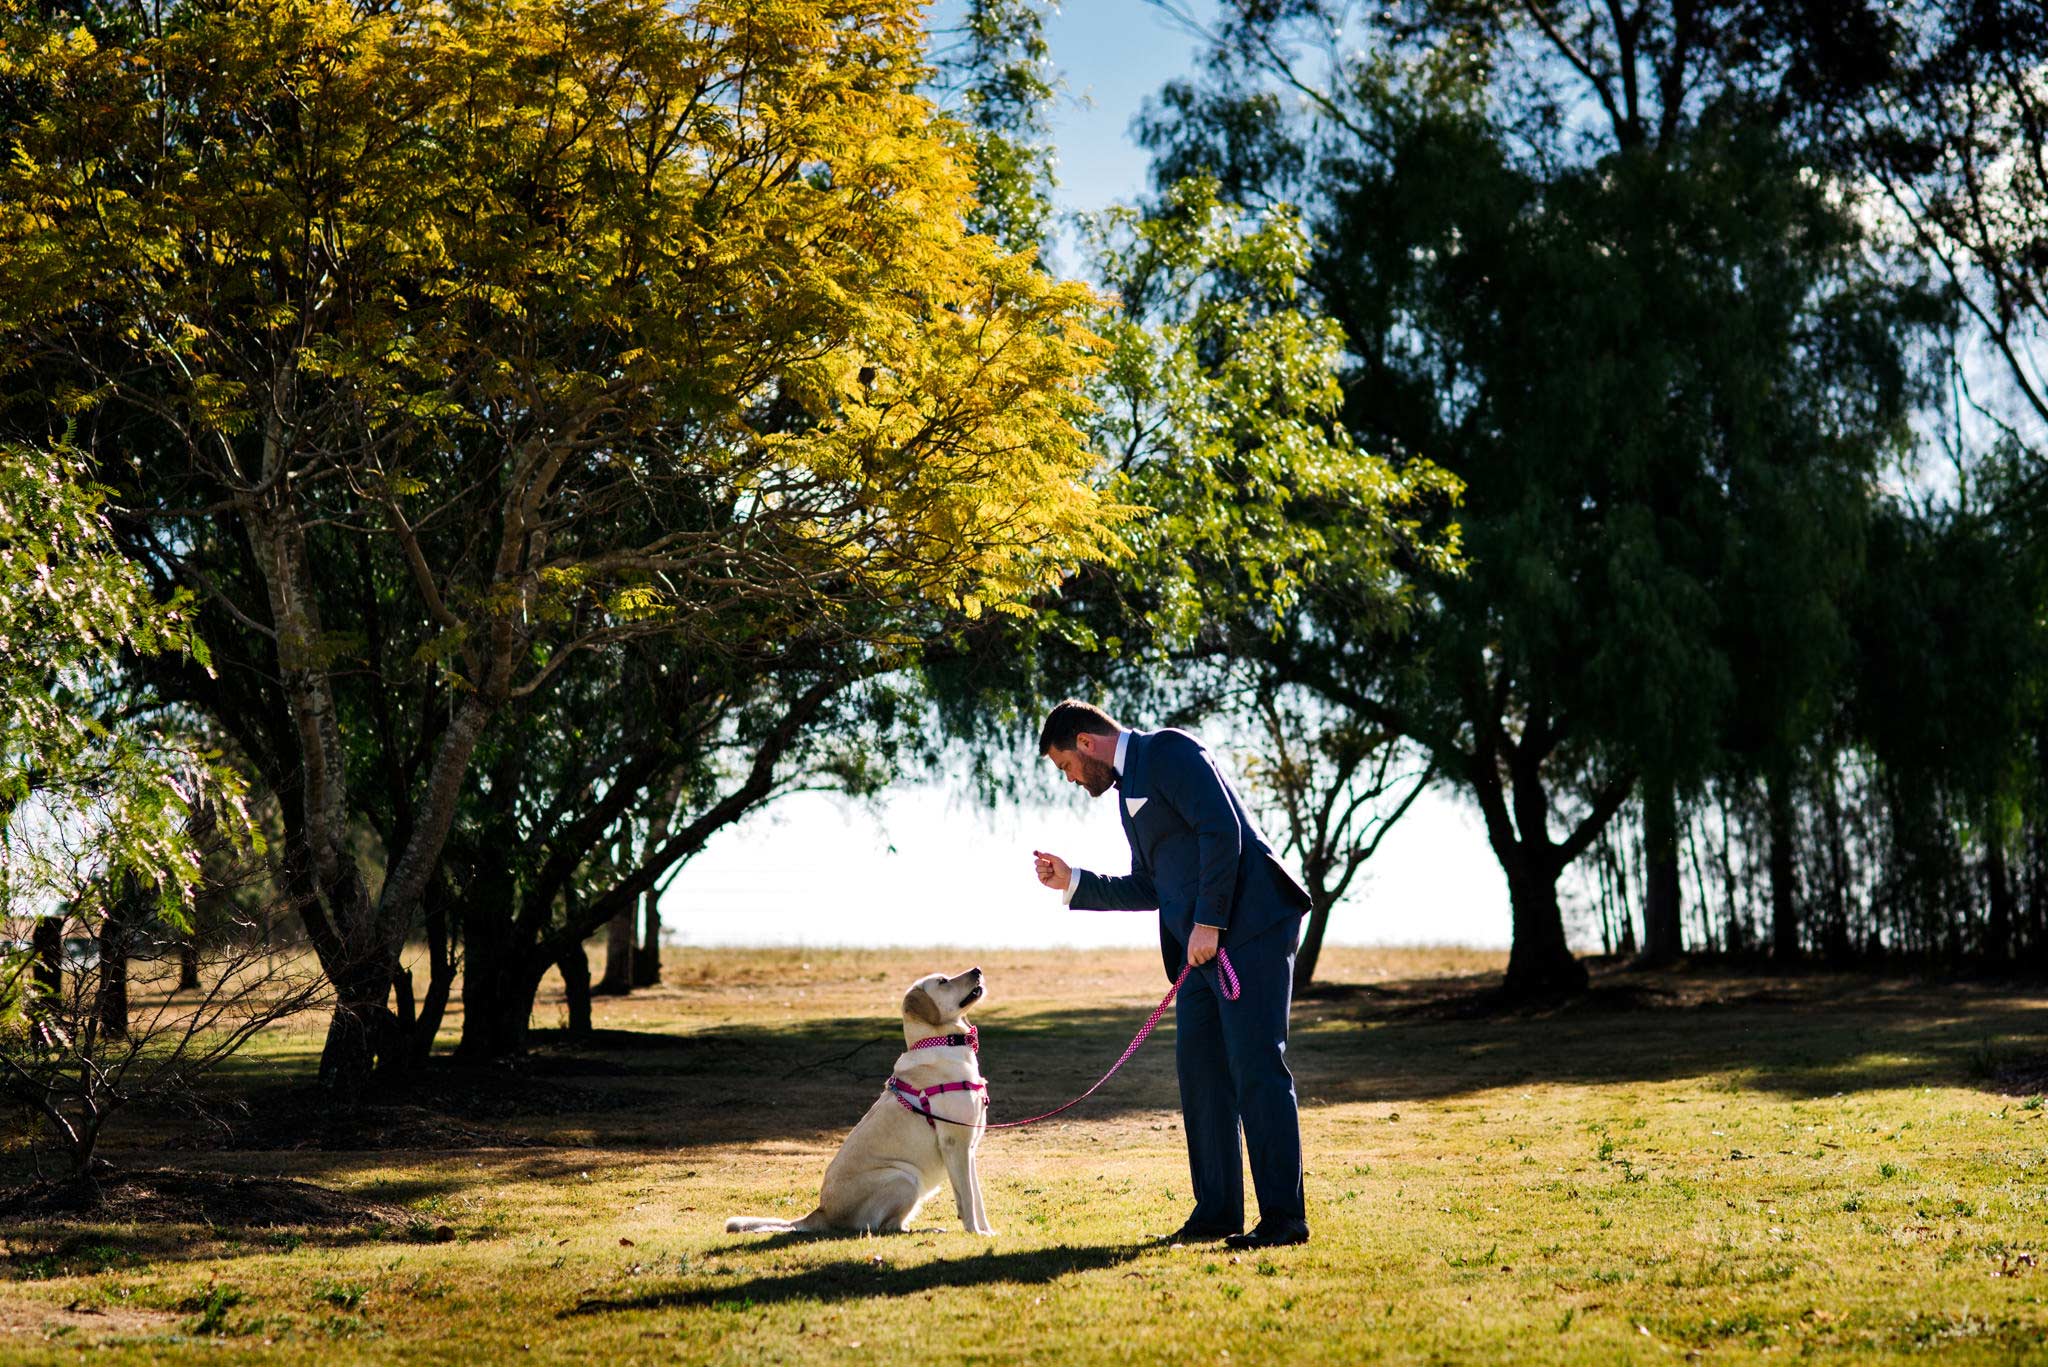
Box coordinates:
[1640,775,1683,964]
[96,885,136,1041]
[2030,749,2048,966]
[177,939,202,992]
[455,911,548,1060]
[1986,825,2016,962]
[1768,768,1799,961]
[391,965,416,1036]
[31,915,62,1000]
[631,769,688,988]
[596,906,634,995]
[407,881,457,1066]
[632,887,663,987]
[1292,887,1333,994]
[1610,840,1638,955]
[558,943,594,1035]
[1502,858,1587,997]
[319,953,402,1094]
[1820,759,1852,962]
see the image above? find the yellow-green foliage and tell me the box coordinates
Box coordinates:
[7,948,2048,1363]
[0,0,1124,649]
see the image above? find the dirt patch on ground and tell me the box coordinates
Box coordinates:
[0,1298,180,1345]
[0,1167,409,1228]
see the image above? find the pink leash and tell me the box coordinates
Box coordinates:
[887,947,1239,1131]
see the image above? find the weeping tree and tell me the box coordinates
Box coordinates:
[1843,496,2048,961]
[1134,1,1932,994]
[0,0,1121,1092]
[1812,0,2048,961]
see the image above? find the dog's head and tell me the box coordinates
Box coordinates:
[902,967,986,1035]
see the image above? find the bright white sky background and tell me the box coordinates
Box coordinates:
[666,2,1530,954]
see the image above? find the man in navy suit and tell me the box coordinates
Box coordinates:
[1031,700,1313,1248]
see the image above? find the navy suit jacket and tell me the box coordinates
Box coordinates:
[1071,729,1313,981]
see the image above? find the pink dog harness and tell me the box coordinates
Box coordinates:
[880,948,1240,1132]
[888,1026,987,1130]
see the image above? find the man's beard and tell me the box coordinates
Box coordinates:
[1077,752,1117,797]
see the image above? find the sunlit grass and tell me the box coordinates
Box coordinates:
[6,947,2048,1363]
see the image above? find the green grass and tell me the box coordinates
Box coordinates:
[5,946,2048,1364]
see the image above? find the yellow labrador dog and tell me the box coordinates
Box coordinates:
[725,967,995,1236]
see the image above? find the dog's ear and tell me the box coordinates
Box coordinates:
[902,983,944,1027]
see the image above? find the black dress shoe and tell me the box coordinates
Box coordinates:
[1157,1219,1238,1245]
[1223,1223,1310,1249]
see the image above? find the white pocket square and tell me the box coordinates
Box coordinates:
[1124,796,1148,817]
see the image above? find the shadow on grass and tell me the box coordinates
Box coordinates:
[1295,961,2048,1109]
[146,962,2048,1162]
[0,1204,468,1281]
[565,1241,1148,1314]
[630,963,2048,1150]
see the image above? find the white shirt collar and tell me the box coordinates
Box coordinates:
[1113,729,1130,778]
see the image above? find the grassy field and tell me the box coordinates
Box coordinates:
[6,945,2048,1364]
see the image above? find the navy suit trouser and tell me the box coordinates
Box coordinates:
[1174,916,1305,1232]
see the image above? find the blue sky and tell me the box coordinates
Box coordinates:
[659,2,1527,955]
[927,0,1220,223]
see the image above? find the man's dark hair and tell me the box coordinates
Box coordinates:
[1039,699,1121,755]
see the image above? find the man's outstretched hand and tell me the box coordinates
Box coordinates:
[1187,924,1220,966]
[1032,850,1071,891]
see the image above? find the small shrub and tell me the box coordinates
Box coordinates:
[313,1280,369,1311]
[181,1283,247,1336]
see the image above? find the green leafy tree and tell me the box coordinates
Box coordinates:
[2,438,283,1176]
[925,0,1061,254]
[1,439,254,932]
[1846,493,2048,960]
[924,175,1462,973]
[0,0,1120,1090]
[1136,9,1930,993]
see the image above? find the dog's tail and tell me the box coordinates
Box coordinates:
[724,1208,823,1235]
